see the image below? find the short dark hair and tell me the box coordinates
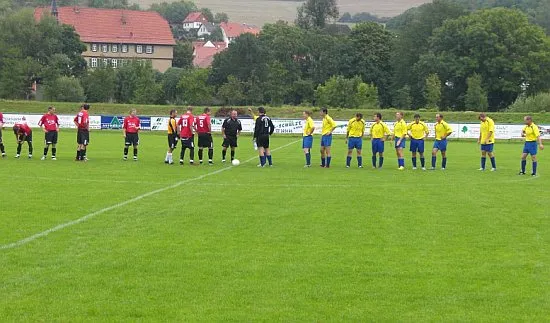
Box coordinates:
[322,108,328,114]
[356,113,363,119]
[258,106,266,114]
[187,106,193,112]
[304,110,311,116]
[82,104,90,110]
[525,115,533,121]
[375,112,382,120]
[437,113,443,119]
[169,109,176,116]
[12,125,19,134]
[204,107,211,113]
[48,106,54,111]
[414,114,421,118]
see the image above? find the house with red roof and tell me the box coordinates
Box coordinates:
[183,12,208,31]
[192,41,227,68]
[220,22,261,44]
[34,3,176,72]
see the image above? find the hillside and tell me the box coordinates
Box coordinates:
[131,0,430,26]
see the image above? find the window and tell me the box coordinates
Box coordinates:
[122,44,128,53]
[103,58,108,67]
[111,59,118,68]
[146,45,153,54]
[112,44,118,53]
[136,45,143,54]
[91,44,98,52]
[90,58,97,68]
[102,44,108,53]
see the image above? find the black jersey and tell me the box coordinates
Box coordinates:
[254,115,275,138]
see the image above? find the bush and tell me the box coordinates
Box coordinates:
[214,107,248,118]
[508,92,550,113]
[43,76,85,102]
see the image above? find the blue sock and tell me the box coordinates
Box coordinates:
[521,160,526,173]
[533,162,538,175]
[432,156,436,168]
[412,157,417,168]
[399,158,404,167]
[372,156,376,167]
[346,156,351,167]
[321,157,326,167]
[379,157,384,168]
[420,158,425,167]
[481,157,486,170]
[490,157,496,169]
[267,155,272,165]
[260,155,266,166]
[305,152,311,165]
[357,156,363,167]
[327,156,331,167]
[442,158,447,169]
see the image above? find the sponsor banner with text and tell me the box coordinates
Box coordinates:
[2,113,101,130]
[100,116,151,130]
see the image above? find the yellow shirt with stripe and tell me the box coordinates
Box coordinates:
[322,115,337,135]
[435,121,452,140]
[370,121,390,139]
[167,117,177,134]
[347,118,365,138]
[523,123,540,142]
[480,117,495,144]
[408,121,429,140]
[303,117,315,136]
[393,119,408,138]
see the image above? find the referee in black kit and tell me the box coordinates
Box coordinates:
[221,109,242,163]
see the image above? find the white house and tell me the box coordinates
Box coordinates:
[183,12,208,31]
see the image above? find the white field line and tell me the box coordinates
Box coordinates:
[0,140,300,251]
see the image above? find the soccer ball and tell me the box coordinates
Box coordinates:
[232,159,240,166]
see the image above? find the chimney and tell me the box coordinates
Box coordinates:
[121,11,127,25]
[51,0,58,21]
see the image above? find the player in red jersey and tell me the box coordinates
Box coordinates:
[38,106,60,160]
[74,104,90,161]
[123,109,141,161]
[0,112,6,157]
[196,107,213,165]
[177,106,196,165]
[13,117,33,159]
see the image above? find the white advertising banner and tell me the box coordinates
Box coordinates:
[2,113,101,130]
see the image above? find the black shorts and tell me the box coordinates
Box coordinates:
[125,133,139,146]
[168,134,178,149]
[18,133,32,143]
[222,136,238,148]
[45,131,58,144]
[77,130,89,145]
[181,136,194,149]
[256,135,270,149]
[198,133,213,148]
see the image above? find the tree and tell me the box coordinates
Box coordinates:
[394,85,412,109]
[82,65,116,102]
[173,41,194,68]
[424,73,442,108]
[465,74,488,111]
[217,75,245,105]
[177,68,214,105]
[43,76,85,102]
[315,75,362,108]
[295,0,339,29]
[151,1,198,25]
[162,67,186,104]
[200,8,214,23]
[214,12,229,23]
[356,82,379,108]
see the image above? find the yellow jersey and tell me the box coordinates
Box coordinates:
[393,119,408,138]
[252,114,258,121]
[347,118,365,138]
[408,121,429,140]
[480,117,495,144]
[322,115,337,135]
[435,121,452,140]
[167,117,177,134]
[303,117,315,136]
[523,123,540,142]
[370,122,390,139]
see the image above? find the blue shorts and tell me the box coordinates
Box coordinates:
[348,137,362,150]
[372,138,384,154]
[481,143,494,153]
[395,138,406,149]
[321,134,333,147]
[433,139,448,152]
[410,139,425,153]
[302,135,313,149]
[523,141,538,155]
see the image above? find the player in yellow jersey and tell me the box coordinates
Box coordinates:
[370,113,391,168]
[248,107,259,121]
[393,112,408,170]
[407,114,429,170]
[302,111,315,167]
[520,116,544,176]
[346,113,365,168]
[478,113,497,171]
[320,108,337,168]
[165,109,178,165]
[431,113,453,170]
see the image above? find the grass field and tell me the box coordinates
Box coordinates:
[1,131,549,320]
[131,0,430,26]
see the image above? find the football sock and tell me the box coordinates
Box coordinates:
[44,147,49,156]
[133,148,138,157]
[442,157,447,168]
[346,156,352,167]
[412,157,417,168]
[198,149,203,161]
[222,150,227,160]
[357,156,363,167]
[432,156,436,168]
[77,150,81,160]
[180,147,185,160]
[208,149,213,160]
[481,157,486,169]
[190,148,195,161]
[533,161,538,175]
[0,143,4,153]
[124,147,129,156]
[521,160,526,173]
[420,157,426,168]
[167,152,173,163]
[378,157,384,168]
[230,150,235,160]
[371,156,376,167]
[52,148,56,157]
[490,157,496,169]
[398,158,404,167]
[260,155,266,166]
[305,152,311,165]
[266,155,272,165]
[321,157,326,167]
[327,156,331,167]
[82,148,86,159]
[17,143,22,155]
[28,143,33,155]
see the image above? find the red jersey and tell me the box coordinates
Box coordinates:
[123,116,140,133]
[15,123,32,136]
[38,114,59,132]
[195,114,211,134]
[74,110,89,130]
[177,113,195,138]
[0,112,4,124]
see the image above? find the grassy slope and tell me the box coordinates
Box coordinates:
[1,100,549,123]
[0,133,548,320]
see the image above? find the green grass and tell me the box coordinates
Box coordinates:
[2,99,549,123]
[1,132,549,320]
